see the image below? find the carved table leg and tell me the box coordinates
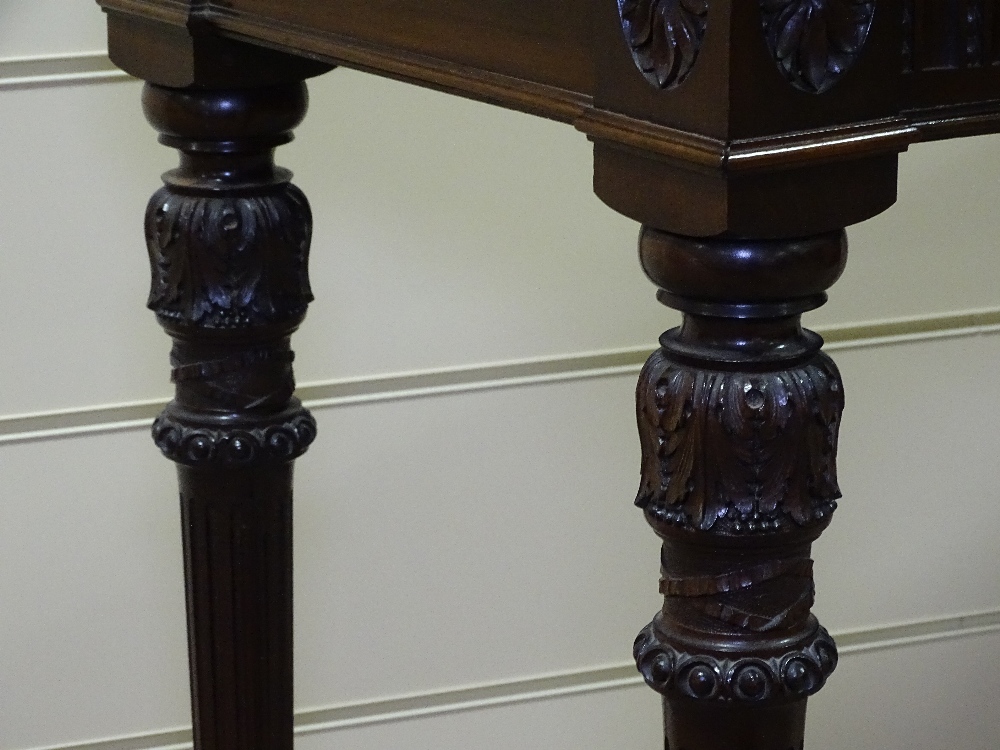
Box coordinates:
[632,228,847,750]
[142,82,315,750]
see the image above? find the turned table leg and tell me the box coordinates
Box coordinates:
[142,82,315,750]
[631,228,847,749]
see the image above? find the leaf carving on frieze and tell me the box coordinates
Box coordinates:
[146,185,313,328]
[760,0,875,93]
[618,0,709,89]
[636,350,844,535]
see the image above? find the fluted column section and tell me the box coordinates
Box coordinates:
[632,228,848,750]
[142,82,316,750]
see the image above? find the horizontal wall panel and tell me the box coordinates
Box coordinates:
[817,130,1000,328]
[296,333,1000,704]
[0,80,174,416]
[1,2,107,58]
[292,632,1000,750]
[291,374,654,708]
[0,434,189,749]
[0,74,659,417]
[3,331,999,748]
[817,333,1000,631]
[0,53,124,88]
[9,628,998,750]
[4,12,1000,750]
[288,71,659,387]
[809,630,1000,750]
[4,72,1000,416]
[295,686,663,750]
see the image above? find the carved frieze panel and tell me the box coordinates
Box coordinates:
[618,0,708,88]
[760,0,876,93]
[904,0,1000,70]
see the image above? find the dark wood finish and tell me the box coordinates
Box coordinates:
[95,0,1000,748]
[102,0,591,120]
[904,0,1000,110]
[634,229,846,749]
[106,12,331,89]
[142,80,317,750]
[589,0,905,238]
[214,0,595,94]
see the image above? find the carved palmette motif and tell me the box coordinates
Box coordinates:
[636,349,844,535]
[618,0,708,89]
[146,183,313,328]
[760,0,876,93]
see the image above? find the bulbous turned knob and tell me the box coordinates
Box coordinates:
[142,82,309,149]
[639,228,848,314]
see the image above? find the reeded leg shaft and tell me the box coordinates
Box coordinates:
[632,228,847,750]
[143,82,316,750]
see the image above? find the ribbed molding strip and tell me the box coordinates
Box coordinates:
[0,52,127,88]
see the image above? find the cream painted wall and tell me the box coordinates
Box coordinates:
[2,5,1000,750]
[0,2,106,58]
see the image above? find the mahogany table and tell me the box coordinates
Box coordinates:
[93,1,1000,747]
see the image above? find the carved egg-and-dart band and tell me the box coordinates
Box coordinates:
[152,404,317,467]
[635,617,838,702]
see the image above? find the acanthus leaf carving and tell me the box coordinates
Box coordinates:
[618,0,708,89]
[760,0,875,93]
[146,184,313,328]
[636,350,843,535]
